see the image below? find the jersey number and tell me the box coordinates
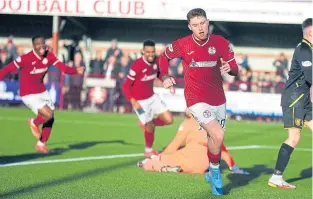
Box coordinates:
[218,119,226,128]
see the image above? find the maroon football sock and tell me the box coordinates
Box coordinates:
[207,151,221,165]
[33,114,46,126]
[40,118,54,143]
[144,130,154,148]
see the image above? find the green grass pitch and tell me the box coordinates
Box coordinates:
[0,107,312,199]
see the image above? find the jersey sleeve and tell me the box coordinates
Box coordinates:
[298,46,312,85]
[159,40,182,79]
[162,118,190,154]
[48,52,77,74]
[122,60,141,100]
[12,56,25,69]
[220,37,239,76]
[164,41,182,60]
[0,56,24,80]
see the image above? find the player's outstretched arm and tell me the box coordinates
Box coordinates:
[0,61,19,80]
[162,119,189,154]
[54,61,85,75]
[49,52,85,75]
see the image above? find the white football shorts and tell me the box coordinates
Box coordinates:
[21,91,55,115]
[188,102,226,130]
[135,94,168,125]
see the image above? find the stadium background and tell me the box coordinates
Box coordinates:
[0,0,311,120]
[0,1,312,198]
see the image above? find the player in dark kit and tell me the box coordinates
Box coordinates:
[0,36,85,153]
[268,18,312,189]
[158,8,239,195]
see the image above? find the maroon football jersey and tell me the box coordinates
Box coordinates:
[0,50,77,96]
[123,57,160,100]
[162,34,238,106]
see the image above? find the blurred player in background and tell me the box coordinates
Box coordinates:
[158,8,239,195]
[0,36,85,153]
[268,18,312,189]
[138,109,249,175]
[122,40,173,158]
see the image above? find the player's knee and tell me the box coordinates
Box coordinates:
[215,133,224,145]
[164,116,174,125]
[210,131,224,145]
[146,122,155,132]
[45,112,54,121]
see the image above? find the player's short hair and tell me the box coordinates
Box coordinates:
[302,18,312,31]
[187,8,207,23]
[143,40,155,47]
[32,35,44,43]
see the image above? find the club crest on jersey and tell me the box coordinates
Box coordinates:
[153,64,158,70]
[42,58,48,65]
[208,47,216,55]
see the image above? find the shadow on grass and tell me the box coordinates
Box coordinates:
[0,159,139,198]
[0,140,138,164]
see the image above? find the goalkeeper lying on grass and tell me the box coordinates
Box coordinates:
[137,110,249,174]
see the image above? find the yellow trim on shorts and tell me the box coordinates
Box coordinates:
[284,127,302,130]
[289,94,304,107]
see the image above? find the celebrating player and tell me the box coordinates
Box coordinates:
[122,40,173,158]
[138,109,249,176]
[268,18,312,189]
[158,8,239,195]
[0,36,85,153]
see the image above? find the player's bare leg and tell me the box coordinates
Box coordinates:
[304,120,313,131]
[153,110,174,126]
[143,121,158,158]
[268,128,300,189]
[203,121,224,154]
[30,105,54,153]
[28,105,53,139]
[201,120,224,194]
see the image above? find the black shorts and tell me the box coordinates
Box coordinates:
[282,104,312,129]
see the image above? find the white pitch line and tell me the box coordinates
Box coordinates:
[0,153,143,168]
[0,145,311,168]
[0,116,132,127]
[0,116,175,128]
